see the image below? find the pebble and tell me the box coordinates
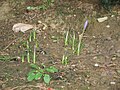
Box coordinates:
[110,81,116,85]
[111,15,115,17]
[106,25,110,28]
[111,57,117,60]
[94,63,99,67]
[97,16,108,22]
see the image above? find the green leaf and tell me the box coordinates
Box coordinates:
[35,72,43,80]
[50,66,58,72]
[43,74,51,84]
[27,70,36,76]
[27,72,35,81]
[39,69,44,73]
[30,64,39,69]
[46,66,58,73]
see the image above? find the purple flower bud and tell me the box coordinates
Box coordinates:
[84,20,88,30]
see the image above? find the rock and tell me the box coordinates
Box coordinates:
[97,16,108,22]
[12,23,33,33]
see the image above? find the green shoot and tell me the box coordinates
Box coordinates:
[62,55,68,65]
[77,20,88,55]
[72,31,75,52]
[27,41,30,63]
[33,30,36,41]
[33,45,36,63]
[29,32,32,42]
[21,54,25,63]
[77,34,83,56]
[65,31,69,46]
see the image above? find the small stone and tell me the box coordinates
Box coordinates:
[110,81,116,85]
[93,36,96,38]
[38,20,42,24]
[111,15,115,17]
[111,57,116,60]
[93,56,97,59]
[12,23,33,33]
[97,16,108,22]
[71,65,76,67]
[106,25,110,28]
[106,37,112,40]
[94,63,99,67]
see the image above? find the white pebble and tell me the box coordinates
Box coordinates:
[110,81,116,85]
[97,16,108,22]
[106,25,110,28]
[94,63,99,67]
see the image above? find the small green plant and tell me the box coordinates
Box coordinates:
[64,30,84,55]
[77,20,88,55]
[27,0,54,10]
[62,20,88,64]
[0,55,18,61]
[72,31,75,51]
[62,54,68,65]
[27,64,58,84]
[21,29,38,63]
[64,31,69,46]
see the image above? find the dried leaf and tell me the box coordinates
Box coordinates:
[12,23,33,33]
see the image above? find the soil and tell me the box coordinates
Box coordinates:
[0,0,120,90]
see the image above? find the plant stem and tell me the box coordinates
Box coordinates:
[72,31,75,52]
[65,31,69,46]
[77,34,83,56]
[21,54,25,63]
[33,45,36,63]
[27,41,30,63]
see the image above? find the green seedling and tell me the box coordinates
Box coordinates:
[0,55,18,61]
[29,30,36,42]
[27,64,58,84]
[62,55,68,65]
[65,31,69,46]
[29,32,32,42]
[27,0,54,11]
[27,5,47,10]
[77,20,88,55]
[77,34,82,55]
[33,45,36,63]
[27,41,30,63]
[21,29,38,63]
[21,54,25,63]
[72,31,75,51]
[33,30,36,41]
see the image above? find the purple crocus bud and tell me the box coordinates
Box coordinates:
[83,20,88,30]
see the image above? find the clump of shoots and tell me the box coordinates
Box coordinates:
[77,20,88,55]
[21,29,38,63]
